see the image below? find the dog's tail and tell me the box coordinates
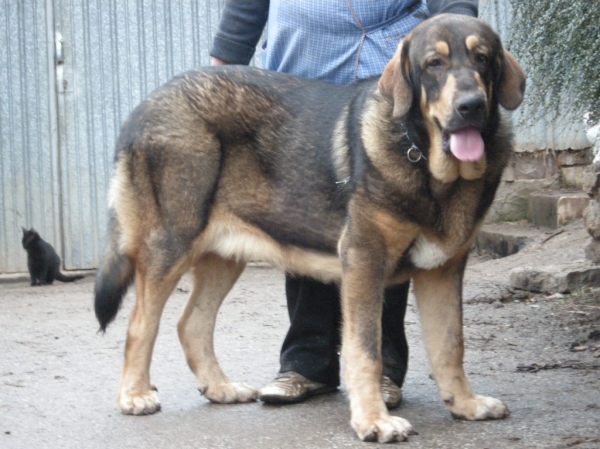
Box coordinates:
[55,272,85,283]
[94,216,134,332]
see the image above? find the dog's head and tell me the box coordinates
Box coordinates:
[379,14,525,182]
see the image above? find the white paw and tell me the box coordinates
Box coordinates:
[203,382,258,404]
[119,389,161,415]
[352,413,415,443]
[450,394,509,420]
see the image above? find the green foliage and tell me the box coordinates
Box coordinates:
[510,0,600,116]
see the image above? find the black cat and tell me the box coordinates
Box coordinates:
[21,227,84,286]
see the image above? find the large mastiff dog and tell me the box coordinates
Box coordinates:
[95,14,525,443]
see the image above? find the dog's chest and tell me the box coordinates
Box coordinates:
[406,222,478,271]
[405,178,486,270]
[407,235,450,270]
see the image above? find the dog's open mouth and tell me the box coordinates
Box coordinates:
[442,127,484,162]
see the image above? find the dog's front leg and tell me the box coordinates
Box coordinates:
[339,212,417,443]
[412,255,509,421]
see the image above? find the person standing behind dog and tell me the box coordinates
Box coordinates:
[210,0,478,408]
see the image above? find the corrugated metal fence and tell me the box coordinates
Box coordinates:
[1,0,59,274]
[0,1,592,273]
[1,0,230,273]
[54,0,230,270]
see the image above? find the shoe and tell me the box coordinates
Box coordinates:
[259,371,337,404]
[381,375,403,409]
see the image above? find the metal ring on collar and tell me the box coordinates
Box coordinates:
[407,146,425,163]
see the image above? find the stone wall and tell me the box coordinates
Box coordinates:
[583,120,600,262]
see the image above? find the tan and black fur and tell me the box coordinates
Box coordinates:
[95,15,525,443]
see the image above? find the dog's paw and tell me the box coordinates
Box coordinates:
[119,389,161,415]
[352,413,415,443]
[203,382,258,404]
[449,394,509,420]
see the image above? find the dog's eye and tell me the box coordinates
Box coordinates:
[426,58,443,70]
[475,54,489,66]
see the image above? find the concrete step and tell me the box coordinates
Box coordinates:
[510,265,600,294]
[476,222,540,258]
[472,220,600,296]
[486,178,560,223]
[527,191,590,229]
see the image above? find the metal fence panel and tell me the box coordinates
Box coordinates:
[54,0,226,269]
[0,0,60,273]
[480,0,590,152]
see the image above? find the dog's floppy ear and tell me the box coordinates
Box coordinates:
[498,50,526,111]
[379,41,412,118]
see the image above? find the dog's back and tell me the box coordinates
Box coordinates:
[95,67,372,330]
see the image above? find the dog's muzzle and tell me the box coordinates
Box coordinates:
[443,94,487,162]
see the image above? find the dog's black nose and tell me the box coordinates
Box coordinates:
[455,95,486,119]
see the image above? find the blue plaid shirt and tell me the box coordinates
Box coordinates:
[263,1,428,84]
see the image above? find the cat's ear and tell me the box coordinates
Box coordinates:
[21,226,27,234]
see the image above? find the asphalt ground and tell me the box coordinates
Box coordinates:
[1,264,599,449]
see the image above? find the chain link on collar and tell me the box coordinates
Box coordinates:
[401,121,427,164]
[407,144,425,163]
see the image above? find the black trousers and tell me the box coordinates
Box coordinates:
[279,275,409,388]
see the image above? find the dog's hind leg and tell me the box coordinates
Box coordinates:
[413,255,509,421]
[178,253,257,403]
[118,259,187,415]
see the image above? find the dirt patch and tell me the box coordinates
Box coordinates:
[546,290,600,356]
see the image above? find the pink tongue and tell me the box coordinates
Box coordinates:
[449,127,484,162]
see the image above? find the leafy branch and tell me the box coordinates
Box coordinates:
[510,0,600,118]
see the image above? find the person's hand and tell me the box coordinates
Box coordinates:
[211,57,228,66]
